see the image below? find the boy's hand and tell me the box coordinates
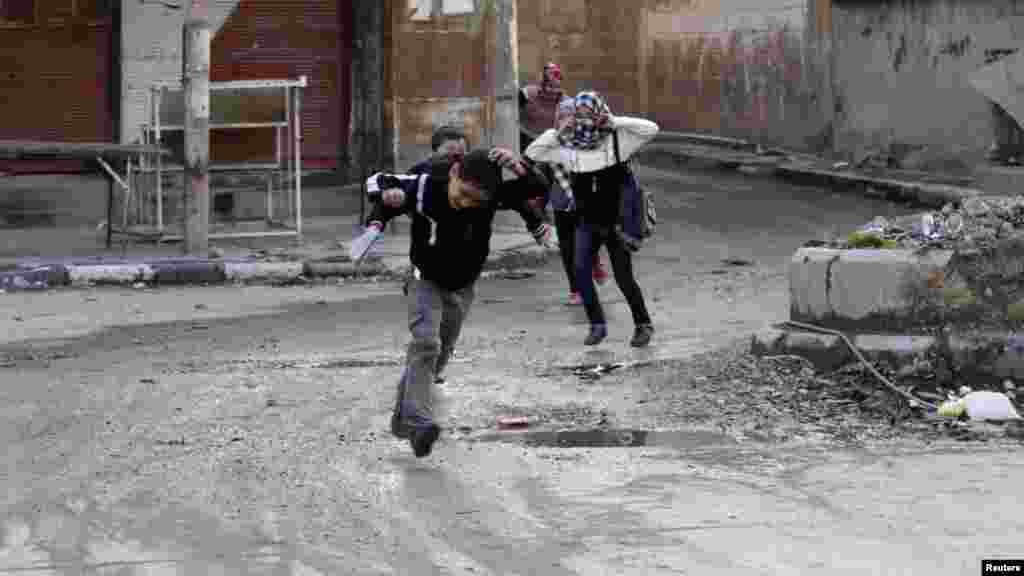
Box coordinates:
[381,188,405,207]
[489,147,526,176]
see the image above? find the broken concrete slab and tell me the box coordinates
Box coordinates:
[789,247,954,331]
[750,327,852,372]
[852,334,937,366]
[751,325,1024,388]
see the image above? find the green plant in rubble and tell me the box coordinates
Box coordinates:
[1007,300,1024,322]
[942,287,977,307]
[846,231,899,249]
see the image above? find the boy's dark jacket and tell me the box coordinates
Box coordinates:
[368,157,550,291]
[365,157,547,236]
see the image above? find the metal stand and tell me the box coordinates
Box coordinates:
[133,76,307,242]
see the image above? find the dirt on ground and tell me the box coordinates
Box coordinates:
[484,343,1024,449]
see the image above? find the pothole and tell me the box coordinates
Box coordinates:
[471,428,738,449]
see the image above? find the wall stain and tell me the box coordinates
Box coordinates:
[893,33,906,71]
[938,36,971,59]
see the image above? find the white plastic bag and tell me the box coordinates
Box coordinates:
[962,391,1021,421]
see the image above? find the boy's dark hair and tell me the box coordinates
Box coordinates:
[456,148,501,204]
[431,125,468,152]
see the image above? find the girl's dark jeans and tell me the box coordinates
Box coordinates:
[574,222,651,327]
[554,210,578,293]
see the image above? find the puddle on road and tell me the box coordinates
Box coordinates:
[473,428,737,449]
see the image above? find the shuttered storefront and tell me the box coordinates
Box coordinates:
[0,0,114,173]
[211,0,350,170]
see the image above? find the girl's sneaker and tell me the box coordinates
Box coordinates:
[584,324,608,346]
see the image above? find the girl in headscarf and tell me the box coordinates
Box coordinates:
[525,91,659,347]
[519,63,565,153]
[520,65,609,292]
[532,97,608,305]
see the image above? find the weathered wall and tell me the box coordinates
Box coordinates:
[121,0,239,144]
[517,0,830,152]
[516,1,645,120]
[386,0,518,172]
[831,0,1024,170]
[646,0,823,150]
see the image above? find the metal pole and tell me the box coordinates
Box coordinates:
[154,87,164,234]
[105,160,113,248]
[182,0,210,255]
[285,85,292,224]
[293,82,303,241]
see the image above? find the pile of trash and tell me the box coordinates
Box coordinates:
[827,196,1024,251]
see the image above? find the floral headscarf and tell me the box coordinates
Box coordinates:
[559,91,613,150]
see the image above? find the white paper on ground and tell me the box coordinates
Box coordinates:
[348,227,382,263]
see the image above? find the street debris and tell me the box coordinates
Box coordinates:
[496,416,530,430]
[833,195,1024,251]
[626,344,1024,446]
[721,258,755,267]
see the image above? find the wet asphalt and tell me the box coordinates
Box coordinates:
[1,167,1021,575]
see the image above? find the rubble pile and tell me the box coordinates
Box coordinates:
[687,353,1024,444]
[831,196,1024,251]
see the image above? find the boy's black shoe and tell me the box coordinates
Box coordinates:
[584,324,608,346]
[390,411,409,439]
[410,422,442,458]
[630,324,654,348]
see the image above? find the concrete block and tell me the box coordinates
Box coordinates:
[67,264,153,286]
[772,330,852,372]
[789,247,840,320]
[151,262,225,285]
[853,334,937,365]
[303,261,388,278]
[749,326,788,356]
[790,247,957,329]
[829,249,953,321]
[0,266,68,290]
[224,261,303,282]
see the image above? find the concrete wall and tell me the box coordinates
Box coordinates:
[121,0,240,144]
[831,0,1024,169]
[516,0,831,152]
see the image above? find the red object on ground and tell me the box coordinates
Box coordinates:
[497,416,530,430]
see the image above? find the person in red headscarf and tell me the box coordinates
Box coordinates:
[519,63,565,154]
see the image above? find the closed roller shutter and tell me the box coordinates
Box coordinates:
[211,0,350,170]
[0,1,114,173]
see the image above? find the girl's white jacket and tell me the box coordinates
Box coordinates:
[524,116,660,174]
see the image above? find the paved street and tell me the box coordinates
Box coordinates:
[1,167,1020,575]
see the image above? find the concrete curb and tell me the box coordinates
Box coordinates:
[0,244,552,292]
[638,136,983,210]
[66,263,153,286]
[751,326,1024,385]
[774,164,982,208]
